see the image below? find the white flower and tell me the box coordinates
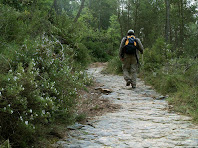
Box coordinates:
[8,78,10,81]
[42,110,45,114]
[25,121,28,125]
[30,109,32,113]
[0,92,1,96]
[11,110,13,114]
[20,116,23,121]
[13,76,18,81]
[8,104,10,107]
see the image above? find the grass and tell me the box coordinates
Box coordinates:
[140,63,198,123]
[102,56,122,75]
[105,54,198,123]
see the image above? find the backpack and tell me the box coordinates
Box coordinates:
[124,35,137,54]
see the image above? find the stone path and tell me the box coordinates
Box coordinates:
[57,66,198,148]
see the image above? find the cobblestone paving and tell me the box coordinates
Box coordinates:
[57,67,198,148]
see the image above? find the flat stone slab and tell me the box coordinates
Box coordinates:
[56,67,198,148]
[95,87,113,94]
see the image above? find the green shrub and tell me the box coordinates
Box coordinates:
[0,4,25,42]
[143,37,172,72]
[183,23,198,57]
[73,43,91,68]
[168,85,198,121]
[142,56,198,122]
[0,35,91,147]
[104,56,122,74]
[81,31,112,62]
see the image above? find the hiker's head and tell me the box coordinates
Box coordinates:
[127,29,135,35]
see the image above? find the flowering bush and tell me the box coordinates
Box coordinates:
[0,35,91,147]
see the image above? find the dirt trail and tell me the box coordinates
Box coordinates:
[57,66,198,148]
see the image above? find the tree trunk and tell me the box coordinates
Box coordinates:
[165,0,170,43]
[134,0,139,33]
[98,0,101,31]
[117,0,124,38]
[127,0,130,30]
[74,0,86,22]
[121,0,125,34]
[180,0,184,47]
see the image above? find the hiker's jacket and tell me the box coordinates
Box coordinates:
[119,36,144,60]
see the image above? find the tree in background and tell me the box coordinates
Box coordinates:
[165,0,170,43]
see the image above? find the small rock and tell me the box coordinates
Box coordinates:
[67,123,85,130]
[95,87,113,94]
[155,95,167,100]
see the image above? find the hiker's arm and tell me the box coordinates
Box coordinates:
[119,37,126,60]
[136,38,144,54]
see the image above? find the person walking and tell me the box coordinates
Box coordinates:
[119,29,144,89]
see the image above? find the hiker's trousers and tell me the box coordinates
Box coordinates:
[122,54,138,86]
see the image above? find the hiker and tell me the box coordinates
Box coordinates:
[119,29,144,89]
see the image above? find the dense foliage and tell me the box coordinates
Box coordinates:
[105,0,198,122]
[0,0,119,147]
[142,38,198,122]
[0,0,198,147]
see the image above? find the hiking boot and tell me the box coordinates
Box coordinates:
[126,81,131,86]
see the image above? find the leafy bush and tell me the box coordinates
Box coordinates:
[142,55,198,121]
[0,2,120,147]
[73,43,91,68]
[143,37,172,72]
[183,23,198,57]
[104,56,122,74]
[0,4,25,42]
[0,35,91,147]
[81,30,111,62]
[139,36,198,122]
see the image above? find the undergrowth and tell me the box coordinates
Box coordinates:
[142,39,198,123]
[106,37,198,123]
[103,56,122,74]
[0,4,94,147]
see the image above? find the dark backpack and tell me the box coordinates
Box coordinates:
[124,35,137,54]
